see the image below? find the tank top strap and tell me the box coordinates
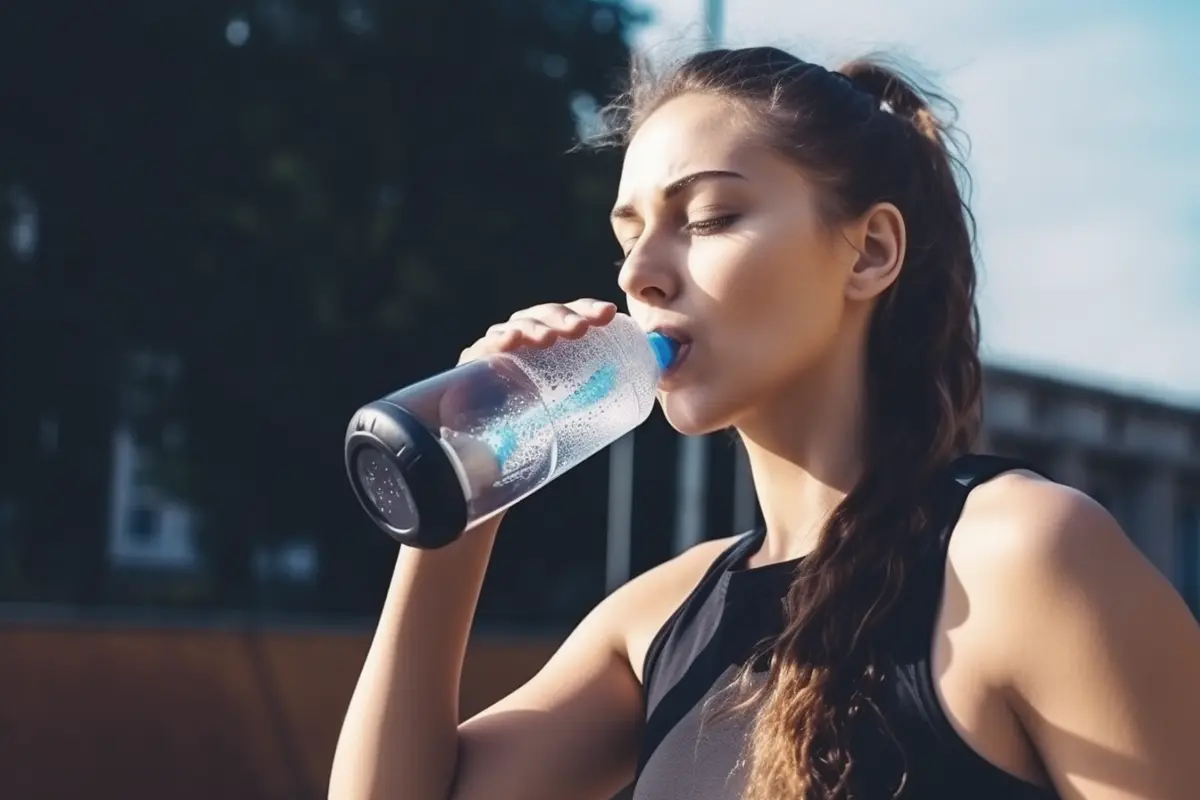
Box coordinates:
[636,530,764,779]
[638,532,758,714]
[891,453,1052,660]
[934,453,1051,545]
[878,454,1057,794]
[640,529,763,698]
[943,452,1048,490]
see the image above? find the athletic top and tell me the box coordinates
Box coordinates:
[630,454,1060,799]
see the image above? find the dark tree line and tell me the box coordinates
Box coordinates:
[0,0,710,624]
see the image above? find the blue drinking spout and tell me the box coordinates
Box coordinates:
[647,331,680,373]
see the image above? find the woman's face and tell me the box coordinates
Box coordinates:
[613,92,862,435]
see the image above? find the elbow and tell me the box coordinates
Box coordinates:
[327,737,463,800]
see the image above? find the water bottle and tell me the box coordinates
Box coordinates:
[344,313,679,548]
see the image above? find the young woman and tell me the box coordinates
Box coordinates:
[329,47,1200,800]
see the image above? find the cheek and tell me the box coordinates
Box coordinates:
[697,228,845,377]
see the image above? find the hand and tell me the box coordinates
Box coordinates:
[439,300,620,513]
[457,299,618,366]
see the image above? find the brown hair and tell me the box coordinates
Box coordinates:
[597,47,983,798]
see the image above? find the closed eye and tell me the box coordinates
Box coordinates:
[614,214,740,268]
[685,214,740,235]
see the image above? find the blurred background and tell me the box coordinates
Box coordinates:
[0,0,1196,798]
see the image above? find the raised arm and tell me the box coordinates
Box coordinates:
[328,516,650,800]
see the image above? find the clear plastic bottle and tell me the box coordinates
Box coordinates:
[344,313,678,548]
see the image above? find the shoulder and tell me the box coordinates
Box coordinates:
[592,534,744,684]
[947,469,1200,795]
[452,535,744,800]
[949,468,1131,581]
[947,469,1169,654]
[949,469,1157,618]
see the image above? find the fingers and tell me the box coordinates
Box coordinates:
[458,299,617,365]
[509,299,615,331]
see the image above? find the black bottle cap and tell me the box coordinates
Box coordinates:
[344,401,468,549]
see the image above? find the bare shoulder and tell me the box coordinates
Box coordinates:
[949,469,1200,798]
[601,534,743,684]
[947,469,1173,650]
[949,469,1160,613]
[949,469,1134,578]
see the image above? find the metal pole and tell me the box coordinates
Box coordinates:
[673,434,709,553]
[732,437,758,533]
[670,0,725,556]
[703,0,724,49]
[606,432,636,593]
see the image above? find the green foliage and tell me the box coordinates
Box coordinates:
[0,0,650,618]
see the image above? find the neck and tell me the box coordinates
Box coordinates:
[735,329,868,566]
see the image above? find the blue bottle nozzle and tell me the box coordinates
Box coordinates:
[647,331,680,372]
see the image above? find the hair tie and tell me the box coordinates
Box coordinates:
[832,70,892,114]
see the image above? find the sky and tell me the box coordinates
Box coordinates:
[627,0,1200,406]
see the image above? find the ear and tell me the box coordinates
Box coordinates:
[844,202,906,302]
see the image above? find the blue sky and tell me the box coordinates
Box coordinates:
[629,0,1200,406]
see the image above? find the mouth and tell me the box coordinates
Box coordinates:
[650,325,693,379]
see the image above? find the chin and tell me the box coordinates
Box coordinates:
[656,389,739,437]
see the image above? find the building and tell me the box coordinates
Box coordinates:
[98,357,1200,620]
[981,365,1200,613]
[625,363,1200,619]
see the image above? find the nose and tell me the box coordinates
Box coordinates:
[617,243,678,307]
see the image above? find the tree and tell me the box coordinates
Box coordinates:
[0,0,652,621]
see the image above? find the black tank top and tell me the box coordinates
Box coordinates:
[631,455,1060,799]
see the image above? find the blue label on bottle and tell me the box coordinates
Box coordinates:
[483,362,620,471]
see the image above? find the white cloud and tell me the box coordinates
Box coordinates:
[631,0,1200,403]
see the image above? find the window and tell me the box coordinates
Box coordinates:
[127,506,159,542]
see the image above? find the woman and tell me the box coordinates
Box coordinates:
[329,47,1200,800]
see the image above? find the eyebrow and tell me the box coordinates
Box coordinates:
[610,169,747,222]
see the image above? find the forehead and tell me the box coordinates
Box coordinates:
[617,93,765,199]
